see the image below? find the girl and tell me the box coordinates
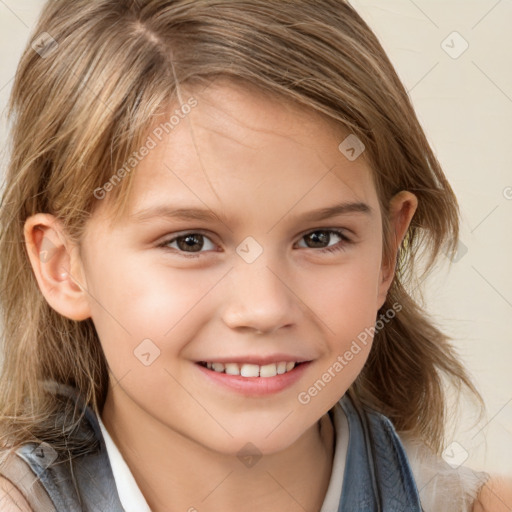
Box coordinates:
[0,0,508,510]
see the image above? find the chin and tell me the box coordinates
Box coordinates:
[196,422,310,459]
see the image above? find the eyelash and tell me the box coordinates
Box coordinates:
[157,229,352,259]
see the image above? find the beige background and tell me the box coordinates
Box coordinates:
[0,1,510,476]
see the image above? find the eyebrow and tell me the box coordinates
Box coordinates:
[130,201,372,224]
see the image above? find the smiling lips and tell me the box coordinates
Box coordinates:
[198,361,298,377]
[196,358,311,396]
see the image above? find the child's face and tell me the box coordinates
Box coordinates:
[39,81,415,455]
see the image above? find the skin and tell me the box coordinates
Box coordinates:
[473,478,512,512]
[24,80,419,512]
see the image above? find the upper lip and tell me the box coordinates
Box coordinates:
[196,354,312,366]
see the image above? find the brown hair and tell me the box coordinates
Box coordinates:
[0,0,481,461]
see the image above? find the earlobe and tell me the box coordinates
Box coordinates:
[377,191,418,308]
[24,213,91,321]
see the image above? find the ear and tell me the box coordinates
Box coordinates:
[24,213,91,321]
[376,191,418,309]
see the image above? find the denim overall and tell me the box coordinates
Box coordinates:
[0,382,423,511]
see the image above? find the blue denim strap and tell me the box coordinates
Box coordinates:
[10,382,423,511]
[338,393,423,511]
[15,382,125,511]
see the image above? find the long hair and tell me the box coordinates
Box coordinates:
[0,0,481,461]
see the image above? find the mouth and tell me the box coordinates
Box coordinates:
[195,358,312,396]
[196,360,306,378]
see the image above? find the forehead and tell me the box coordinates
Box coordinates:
[102,81,379,229]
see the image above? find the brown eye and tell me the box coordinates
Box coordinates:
[303,230,331,248]
[175,234,205,252]
[159,232,216,256]
[297,229,351,253]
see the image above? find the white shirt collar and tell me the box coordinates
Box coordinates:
[97,403,348,512]
[97,413,152,512]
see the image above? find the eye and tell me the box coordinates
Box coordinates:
[158,228,352,259]
[158,231,216,258]
[296,229,351,254]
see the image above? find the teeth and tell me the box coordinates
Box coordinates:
[259,363,277,378]
[211,362,225,372]
[205,361,297,377]
[240,364,260,377]
[224,363,240,375]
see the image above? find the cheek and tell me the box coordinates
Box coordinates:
[296,245,383,394]
[84,252,223,364]
[304,246,383,334]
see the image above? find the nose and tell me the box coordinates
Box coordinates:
[221,257,300,335]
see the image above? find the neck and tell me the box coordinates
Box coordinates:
[101,388,335,512]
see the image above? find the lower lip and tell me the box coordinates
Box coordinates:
[195,362,311,396]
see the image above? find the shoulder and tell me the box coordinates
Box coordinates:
[473,477,512,512]
[398,433,489,512]
[0,475,33,512]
